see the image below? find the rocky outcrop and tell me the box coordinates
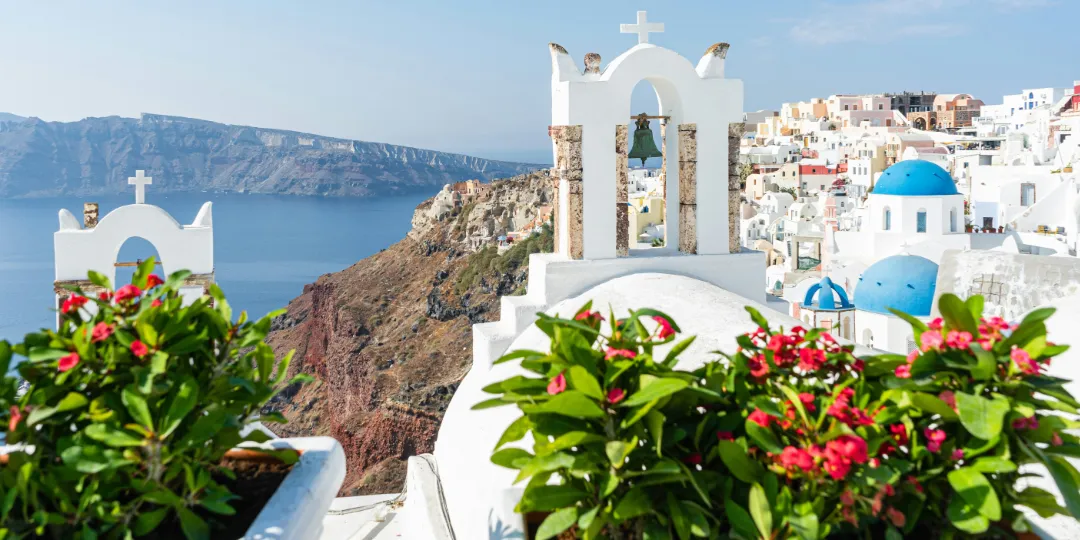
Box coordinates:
[0,113,542,198]
[266,170,553,496]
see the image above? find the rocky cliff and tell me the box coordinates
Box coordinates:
[0,113,542,198]
[265,169,553,496]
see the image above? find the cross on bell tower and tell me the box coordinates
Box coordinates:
[128,170,152,204]
[620,11,664,45]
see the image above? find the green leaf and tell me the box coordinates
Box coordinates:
[971,457,1017,473]
[619,378,689,408]
[536,507,578,540]
[910,392,959,421]
[122,386,154,431]
[176,506,210,540]
[613,487,652,521]
[789,502,819,540]
[744,306,771,334]
[947,467,1001,521]
[746,419,783,454]
[161,377,199,438]
[494,416,531,451]
[491,448,533,469]
[725,499,759,540]
[133,507,170,536]
[968,344,996,381]
[606,438,637,469]
[663,336,696,368]
[534,391,605,418]
[518,485,587,513]
[955,392,1009,440]
[515,452,575,484]
[0,341,11,375]
[645,411,665,457]
[717,440,763,483]
[749,483,772,540]
[939,293,978,333]
[947,495,989,534]
[87,270,112,289]
[85,424,146,447]
[666,493,690,540]
[1045,456,1080,519]
[567,365,604,400]
[178,408,227,448]
[966,295,985,323]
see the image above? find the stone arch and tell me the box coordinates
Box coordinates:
[862,328,874,347]
[913,117,926,130]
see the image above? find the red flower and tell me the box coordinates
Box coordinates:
[606,388,625,405]
[1012,347,1040,375]
[895,364,911,378]
[907,476,924,493]
[114,284,142,303]
[827,401,852,424]
[927,317,943,331]
[547,372,566,395]
[652,316,675,339]
[90,322,114,343]
[906,349,919,364]
[748,409,772,427]
[883,484,896,497]
[748,354,770,378]
[920,330,943,351]
[951,448,965,460]
[822,454,852,480]
[145,274,164,288]
[924,428,947,453]
[828,435,869,464]
[604,348,637,360]
[151,299,162,308]
[716,431,734,441]
[683,453,702,465]
[797,348,826,372]
[840,490,855,506]
[890,424,909,446]
[779,446,815,471]
[61,294,89,314]
[1052,433,1064,446]
[574,310,604,324]
[939,390,957,411]
[8,405,22,432]
[821,332,836,344]
[798,392,817,412]
[766,334,785,353]
[131,340,150,358]
[886,507,906,528]
[58,352,80,372]
[945,331,973,350]
[848,407,876,427]
[98,290,113,302]
[1012,416,1039,430]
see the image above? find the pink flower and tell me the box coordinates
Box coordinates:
[779,446,815,471]
[114,284,142,303]
[1052,433,1064,446]
[748,409,772,427]
[547,372,566,395]
[606,388,625,404]
[939,390,957,411]
[604,348,637,360]
[145,274,164,288]
[1013,416,1039,430]
[829,435,869,464]
[894,364,912,378]
[890,424,909,446]
[886,507,906,528]
[821,332,837,344]
[1012,347,1040,375]
[945,331,973,350]
[840,491,855,506]
[652,316,675,339]
[906,349,919,364]
[716,431,734,441]
[98,291,112,302]
[924,428,947,453]
[58,352,80,372]
[61,294,89,314]
[8,406,22,432]
[130,340,150,358]
[951,448,965,460]
[927,318,943,331]
[90,322,114,343]
[574,310,604,324]
[920,330,944,351]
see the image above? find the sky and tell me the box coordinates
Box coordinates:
[0,0,1075,163]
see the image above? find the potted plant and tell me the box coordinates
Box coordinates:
[0,258,343,539]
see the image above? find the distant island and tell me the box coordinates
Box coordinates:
[0,113,545,198]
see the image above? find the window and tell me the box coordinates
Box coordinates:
[883,207,892,231]
[844,105,849,111]
[950,207,957,232]
[917,210,927,233]
[879,104,884,110]
[1021,183,1036,206]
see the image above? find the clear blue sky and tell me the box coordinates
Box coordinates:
[0,0,1074,163]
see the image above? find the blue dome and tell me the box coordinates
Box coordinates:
[854,255,939,316]
[802,276,853,310]
[873,160,958,196]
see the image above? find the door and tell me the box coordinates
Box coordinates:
[983,217,994,229]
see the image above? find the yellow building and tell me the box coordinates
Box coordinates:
[627,195,666,244]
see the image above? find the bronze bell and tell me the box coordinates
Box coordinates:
[628,113,663,166]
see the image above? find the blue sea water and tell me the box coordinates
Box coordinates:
[0,191,435,344]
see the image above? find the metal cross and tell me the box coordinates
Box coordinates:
[128,170,152,204]
[620,11,664,45]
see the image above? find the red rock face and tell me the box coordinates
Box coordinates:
[266,171,553,495]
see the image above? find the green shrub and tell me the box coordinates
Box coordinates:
[0,258,311,539]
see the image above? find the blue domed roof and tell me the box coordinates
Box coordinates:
[873,160,958,196]
[802,276,853,311]
[854,255,939,316]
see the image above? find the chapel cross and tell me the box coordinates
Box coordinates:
[620,11,664,45]
[128,170,152,204]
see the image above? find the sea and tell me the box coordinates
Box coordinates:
[0,190,436,344]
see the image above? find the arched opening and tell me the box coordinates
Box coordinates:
[882,206,892,231]
[916,209,928,233]
[842,316,851,340]
[862,328,874,348]
[626,80,669,253]
[913,118,926,130]
[950,207,958,232]
[114,236,163,288]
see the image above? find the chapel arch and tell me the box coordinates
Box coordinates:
[620,79,672,254]
[113,236,163,288]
